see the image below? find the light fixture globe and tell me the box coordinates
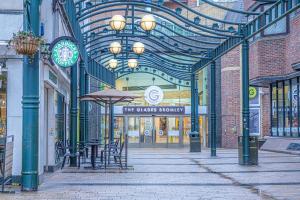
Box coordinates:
[109,42,122,55]
[128,59,138,68]
[132,42,145,55]
[109,15,126,31]
[109,59,118,69]
[140,15,156,32]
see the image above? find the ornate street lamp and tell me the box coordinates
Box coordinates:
[109,15,126,32]
[109,41,122,55]
[128,59,138,68]
[140,15,156,32]
[132,42,145,55]
[109,59,118,69]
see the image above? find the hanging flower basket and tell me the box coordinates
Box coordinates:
[9,31,44,57]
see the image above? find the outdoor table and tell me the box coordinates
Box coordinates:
[85,141,102,169]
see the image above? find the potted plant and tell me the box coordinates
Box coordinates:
[9,31,44,57]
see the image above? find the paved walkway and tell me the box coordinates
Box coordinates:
[2,148,300,200]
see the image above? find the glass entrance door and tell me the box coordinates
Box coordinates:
[140,117,154,146]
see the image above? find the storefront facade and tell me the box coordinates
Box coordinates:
[271,78,300,137]
[113,72,208,148]
[113,106,208,148]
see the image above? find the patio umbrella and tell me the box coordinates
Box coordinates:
[80,88,140,168]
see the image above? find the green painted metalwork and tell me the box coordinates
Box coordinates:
[79,61,85,143]
[22,0,40,191]
[210,61,216,157]
[70,63,78,166]
[191,73,198,132]
[241,40,250,165]
[84,73,89,144]
[193,0,300,72]
[62,1,115,87]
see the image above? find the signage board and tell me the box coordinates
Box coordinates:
[50,36,79,68]
[144,86,164,105]
[123,106,185,115]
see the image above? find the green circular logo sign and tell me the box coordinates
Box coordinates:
[249,87,257,99]
[51,39,79,68]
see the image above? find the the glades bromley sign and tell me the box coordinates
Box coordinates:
[144,85,164,105]
[123,106,185,115]
[50,36,79,68]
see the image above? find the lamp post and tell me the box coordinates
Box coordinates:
[109,15,126,32]
[132,42,145,55]
[140,15,156,33]
[109,42,122,55]
[128,59,138,69]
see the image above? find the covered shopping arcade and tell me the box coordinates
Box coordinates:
[11,0,300,192]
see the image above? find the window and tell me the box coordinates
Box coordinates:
[263,5,288,36]
[291,78,298,137]
[284,81,291,136]
[0,71,7,137]
[278,82,284,136]
[271,78,300,137]
[271,84,278,136]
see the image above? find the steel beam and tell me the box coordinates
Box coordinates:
[241,40,250,165]
[210,61,217,157]
[21,0,40,191]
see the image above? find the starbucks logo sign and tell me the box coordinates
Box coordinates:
[50,37,79,68]
[144,86,164,105]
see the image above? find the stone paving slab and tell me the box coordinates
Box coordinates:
[1,148,300,200]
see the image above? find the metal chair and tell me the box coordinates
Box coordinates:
[111,142,125,169]
[61,142,81,169]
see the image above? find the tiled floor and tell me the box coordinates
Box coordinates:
[1,148,300,200]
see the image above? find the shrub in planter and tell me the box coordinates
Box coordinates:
[9,31,44,57]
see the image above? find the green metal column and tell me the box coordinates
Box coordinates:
[109,101,114,144]
[210,61,217,157]
[70,62,78,166]
[241,40,250,165]
[79,61,85,143]
[194,75,199,133]
[84,73,89,143]
[191,73,196,132]
[22,0,40,191]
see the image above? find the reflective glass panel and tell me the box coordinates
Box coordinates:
[168,117,180,143]
[278,82,284,136]
[291,79,298,137]
[284,81,291,136]
[128,117,139,143]
[271,84,278,136]
[154,117,168,144]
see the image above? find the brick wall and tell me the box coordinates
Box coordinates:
[221,47,241,148]
[249,37,286,80]
[285,14,300,73]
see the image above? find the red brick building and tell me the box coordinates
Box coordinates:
[220,0,300,148]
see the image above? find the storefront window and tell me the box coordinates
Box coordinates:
[284,81,291,136]
[183,117,191,144]
[114,117,124,140]
[128,117,139,143]
[168,117,180,143]
[291,79,298,137]
[0,73,7,137]
[271,79,300,138]
[271,84,278,136]
[278,82,284,136]
[155,117,168,144]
